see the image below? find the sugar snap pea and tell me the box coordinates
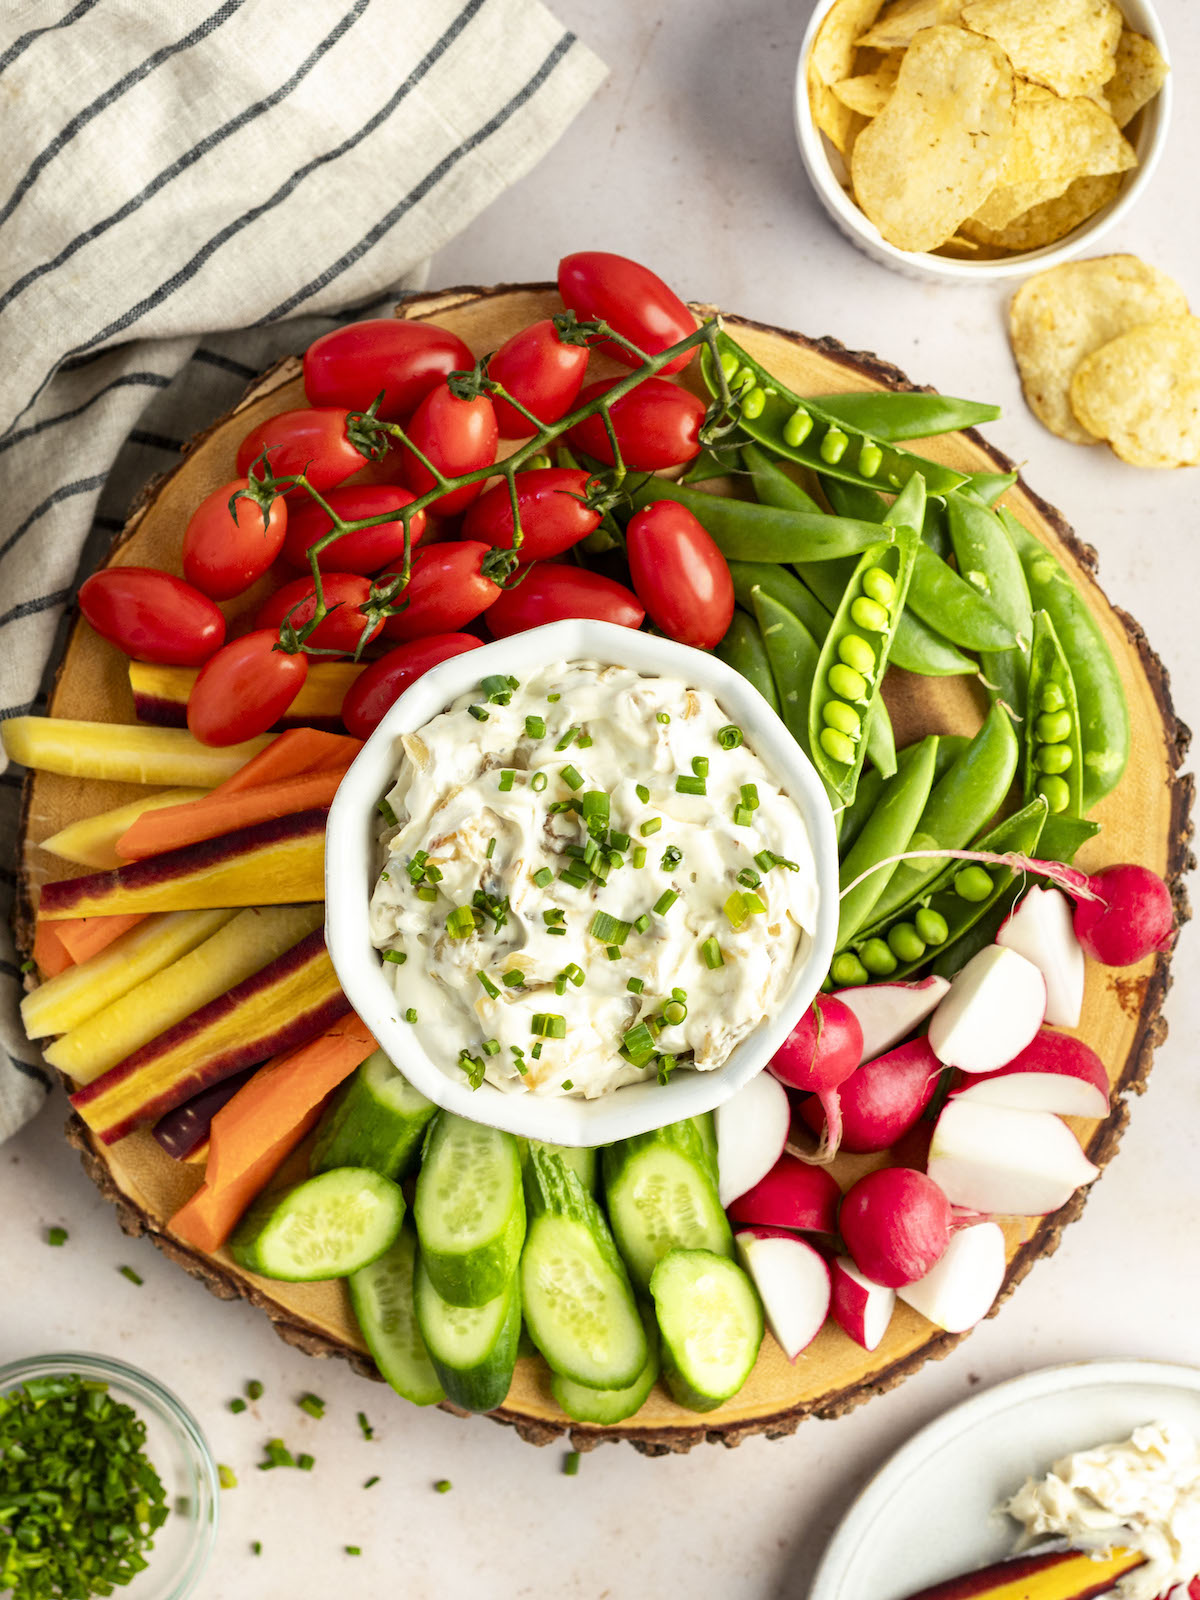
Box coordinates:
[907,544,1017,653]
[836,765,885,856]
[932,734,970,784]
[740,442,824,517]
[714,612,780,715]
[1038,812,1100,864]
[681,445,739,484]
[702,334,968,499]
[624,475,889,564]
[923,497,951,560]
[946,487,1034,715]
[1004,510,1130,810]
[752,590,820,756]
[836,736,938,947]
[964,469,1018,508]
[1024,611,1084,817]
[801,392,1001,443]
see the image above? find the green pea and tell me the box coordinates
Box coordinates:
[915,907,949,945]
[819,726,857,766]
[954,865,993,902]
[838,634,876,676]
[887,922,925,963]
[850,595,889,633]
[1036,743,1073,774]
[859,442,883,479]
[859,938,898,976]
[526,452,552,471]
[719,350,739,380]
[828,663,867,701]
[784,407,813,447]
[860,567,896,607]
[1036,774,1071,813]
[741,385,767,420]
[820,427,849,464]
[823,701,862,739]
[734,365,756,393]
[830,952,869,987]
[1039,681,1067,714]
[1034,709,1072,744]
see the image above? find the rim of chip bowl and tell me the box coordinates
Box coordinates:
[324,619,840,1147]
[794,0,1173,284]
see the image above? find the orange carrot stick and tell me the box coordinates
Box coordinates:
[33,922,73,977]
[36,913,147,972]
[213,727,361,797]
[116,769,348,861]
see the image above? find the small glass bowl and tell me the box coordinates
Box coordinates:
[0,1352,219,1599]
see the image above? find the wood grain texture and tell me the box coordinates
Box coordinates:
[14,285,1193,1453]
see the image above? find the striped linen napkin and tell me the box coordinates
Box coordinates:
[0,0,605,1139]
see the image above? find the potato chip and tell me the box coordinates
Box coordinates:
[857,0,963,51]
[833,57,902,117]
[960,0,1122,98]
[809,0,887,150]
[1070,316,1200,468]
[1010,255,1189,444]
[960,171,1121,252]
[970,90,1136,230]
[850,26,1013,253]
[1106,29,1169,129]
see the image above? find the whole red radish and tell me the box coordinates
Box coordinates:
[626,501,734,650]
[768,995,862,1161]
[342,634,484,739]
[727,1155,841,1234]
[797,1037,942,1155]
[839,1167,951,1288]
[187,630,307,746]
[1069,863,1173,966]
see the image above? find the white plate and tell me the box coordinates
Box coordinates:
[809,1360,1200,1600]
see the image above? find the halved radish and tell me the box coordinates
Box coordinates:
[927,946,1046,1074]
[830,1256,895,1351]
[715,1069,790,1208]
[896,1221,1006,1333]
[796,1037,942,1154]
[727,1155,841,1234]
[928,1100,1099,1216]
[950,1028,1109,1119]
[734,1227,831,1361]
[995,886,1085,1027]
[834,976,949,1065]
[838,1167,951,1288]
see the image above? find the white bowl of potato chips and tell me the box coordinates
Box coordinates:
[797,0,1171,280]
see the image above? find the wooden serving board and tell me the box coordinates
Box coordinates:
[15,286,1193,1454]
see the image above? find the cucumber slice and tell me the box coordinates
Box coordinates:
[310,1050,435,1179]
[551,1307,660,1425]
[349,1222,443,1406]
[602,1118,733,1292]
[414,1253,520,1414]
[650,1249,763,1413]
[528,1140,597,1195]
[230,1167,405,1282]
[414,1113,525,1307]
[520,1148,646,1390]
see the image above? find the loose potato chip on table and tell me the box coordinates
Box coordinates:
[1070,316,1200,469]
[850,25,1014,253]
[960,0,1123,98]
[961,171,1122,252]
[1010,255,1190,444]
[1106,28,1169,129]
[808,0,886,153]
[856,0,963,51]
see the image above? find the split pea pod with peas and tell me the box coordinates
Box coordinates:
[1024,610,1084,817]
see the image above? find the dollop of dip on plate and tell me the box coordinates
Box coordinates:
[369,659,818,1098]
[1003,1421,1200,1600]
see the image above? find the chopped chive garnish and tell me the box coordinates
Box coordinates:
[632,845,647,868]
[498,769,515,791]
[558,868,589,889]
[640,817,662,837]
[46,1226,67,1246]
[633,913,650,934]
[20,958,35,973]
[560,764,583,790]
[577,733,593,748]
[555,726,579,751]
[346,1546,362,1556]
[531,1013,567,1039]
[379,870,389,881]
[692,756,709,778]
[636,783,650,803]
[555,974,567,996]
[676,775,706,796]
[425,865,444,883]
[477,970,500,999]
[260,1439,294,1470]
[377,797,398,827]
[561,1079,574,1090]
[718,724,744,749]
[357,1412,374,1441]
[468,705,489,722]
[525,714,546,738]
[383,949,407,964]
[502,969,525,988]
[247,1380,264,1400]
[230,1397,247,1413]
[543,907,566,925]
[606,851,625,871]
[219,1464,238,1489]
[533,867,553,888]
[741,783,760,810]
[657,1054,678,1085]
[661,999,688,1026]
[546,925,568,936]
[486,836,497,859]
[548,798,579,815]
[582,790,610,832]
[733,805,754,827]
[364,1476,380,1489]
[589,911,632,945]
[622,1022,657,1065]
[531,770,548,791]
[404,1008,419,1023]
[446,905,477,939]
[435,1479,452,1493]
[656,712,671,724]
[661,845,683,870]
[458,1050,486,1089]
[604,945,620,960]
[532,1042,543,1059]
[654,890,679,915]
[482,1038,501,1057]
[565,1450,580,1478]
[563,963,586,987]
[253,1540,262,1554]
[417,885,438,901]
[737,867,762,889]
[298,1453,315,1472]
[754,849,775,873]
[119,1265,143,1286]
[298,1394,325,1419]
[627,977,644,994]
[610,829,631,850]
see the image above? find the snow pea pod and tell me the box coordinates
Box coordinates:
[624,475,889,564]
[923,497,951,560]
[836,736,938,947]
[702,334,968,499]
[946,487,1034,715]
[681,445,739,484]
[1024,611,1084,818]
[1038,813,1100,864]
[1004,511,1129,810]
[907,544,1017,653]
[964,469,1018,508]
[751,590,820,756]
[835,765,885,857]
[805,392,1001,443]
[932,734,970,784]
[714,611,780,715]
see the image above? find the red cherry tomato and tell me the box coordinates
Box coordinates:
[342,634,485,739]
[566,378,704,470]
[181,478,288,601]
[462,468,600,562]
[78,568,225,666]
[399,383,498,516]
[558,252,696,375]
[626,501,734,650]
[235,408,365,494]
[486,319,590,437]
[281,485,426,575]
[303,318,473,421]
[187,630,308,746]
[256,572,382,654]
[485,563,644,637]
[381,542,501,641]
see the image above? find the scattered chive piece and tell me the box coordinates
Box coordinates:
[661,999,688,1026]
[477,970,500,999]
[468,704,489,722]
[581,790,610,832]
[589,911,632,945]
[661,845,683,870]
[458,1050,486,1089]
[657,1054,678,1085]
[558,868,589,889]
[46,1226,67,1246]
[633,913,650,934]
[486,836,497,860]
[564,1451,581,1476]
[656,712,671,724]
[525,714,546,739]
[737,867,762,889]
[555,725,579,751]
[725,891,748,928]
[531,1013,567,1039]
[229,1397,247,1414]
[639,817,662,837]
[702,936,725,970]
[741,783,760,810]
[357,1412,374,1441]
[119,1265,143,1286]
[481,672,516,701]
[627,977,644,994]
[691,756,709,778]
[247,1380,264,1400]
[219,1464,238,1489]
[717,724,744,749]
[563,963,585,987]
[416,885,438,902]
[252,1540,262,1555]
[632,845,647,869]
[502,969,525,988]
[298,1453,315,1472]
[732,805,754,827]
[382,948,407,965]
[482,1038,501,1057]
[546,926,568,937]
[531,1042,543,1060]
[377,797,398,827]
[577,733,593,748]
[20,957,35,973]
[531,770,548,791]
[560,764,583,790]
[364,1476,380,1489]
[404,1008,419,1023]
[498,769,515,791]
[435,1479,452,1493]
[636,783,650,803]
[675,775,706,796]
[543,907,566,925]
[654,889,679,915]
[345,1546,361,1557]
[606,945,621,960]
[259,1439,294,1470]
[446,905,477,939]
[561,1079,574,1090]
[532,866,554,888]
[554,974,567,997]
[622,1022,657,1066]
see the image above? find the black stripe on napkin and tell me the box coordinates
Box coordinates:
[0,0,102,79]
[0,474,108,561]
[0,372,172,458]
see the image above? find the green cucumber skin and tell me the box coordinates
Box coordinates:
[414,1114,526,1308]
[414,1257,521,1414]
[551,1308,660,1425]
[601,1120,733,1293]
[650,1249,764,1414]
[348,1223,443,1407]
[309,1051,435,1180]
[526,1141,598,1195]
[229,1167,405,1283]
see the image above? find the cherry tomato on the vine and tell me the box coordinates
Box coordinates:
[303,319,473,421]
[398,383,498,517]
[187,630,308,746]
[256,572,383,654]
[235,408,366,495]
[566,377,704,470]
[342,634,485,739]
[558,252,696,374]
[486,319,590,437]
[181,478,288,600]
[281,485,426,575]
[485,563,644,637]
[626,500,734,650]
[462,468,599,562]
[78,568,225,666]
[381,542,501,641]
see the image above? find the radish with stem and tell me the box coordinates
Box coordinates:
[767,995,862,1164]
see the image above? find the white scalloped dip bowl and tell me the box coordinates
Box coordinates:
[325,619,840,1146]
[795,0,1172,284]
